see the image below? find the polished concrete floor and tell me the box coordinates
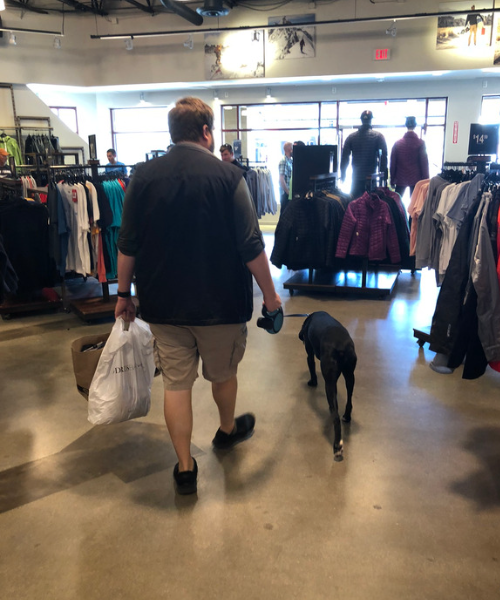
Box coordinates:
[1,237,499,599]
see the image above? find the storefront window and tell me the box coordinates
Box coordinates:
[111,107,171,165]
[320,102,337,129]
[222,97,446,205]
[241,103,319,130]
[481,95,500,156]
[50,106,79,134]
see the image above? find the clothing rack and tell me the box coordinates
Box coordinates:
[442,161,478,169]
[282,174,400,299]
[412,162,486,349]
[0,177,63,319]
[50,163,133,321]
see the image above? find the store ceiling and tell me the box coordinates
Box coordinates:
[3,0,274,19]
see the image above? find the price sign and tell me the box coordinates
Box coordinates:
[468,123,499,155]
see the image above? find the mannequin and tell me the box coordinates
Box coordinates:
[390,116,429,199]
[340,110,388,199]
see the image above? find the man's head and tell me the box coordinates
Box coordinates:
[283,142,293,158]
[471,5,475,9]
[0,148,9,167]
[220,143,234,162]
[360,110,373,125]
[405,116,417,130]
[168,97,214,152]
[107,148,117,164]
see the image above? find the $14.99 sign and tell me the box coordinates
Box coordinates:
[468,123,499,155]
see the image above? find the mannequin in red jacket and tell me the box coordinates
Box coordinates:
[390,116,429,200]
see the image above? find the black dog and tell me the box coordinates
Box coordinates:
[298,311,357,461]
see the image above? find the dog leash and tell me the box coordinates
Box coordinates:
[257,308,310,334]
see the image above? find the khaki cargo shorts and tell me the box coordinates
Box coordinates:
[149,323,247,391]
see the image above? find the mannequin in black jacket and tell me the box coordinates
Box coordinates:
[340,110,388,199]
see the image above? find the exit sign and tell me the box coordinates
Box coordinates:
[374,48,391,61]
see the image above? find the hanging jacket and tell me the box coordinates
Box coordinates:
[430,196,480,357]
[335,192,401,263]
[271,193,344,270]
[471,192,500,362]
[0,135,23,165]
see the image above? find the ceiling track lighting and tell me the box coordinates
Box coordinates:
[266,87,272,99]
[213,90,219,100]
[125,37,134,51]
[53,36,61,49]
[90,7,500,41]
[0,26,64,36]
[183,34,193,50]
[9,32,16,46]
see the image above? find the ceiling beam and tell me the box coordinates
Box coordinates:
[5,0,49,14]
[123,0,155,14]
[56,0,108,16]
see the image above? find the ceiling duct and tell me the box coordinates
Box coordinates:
[159,0,203,26]
[196,0,229,17]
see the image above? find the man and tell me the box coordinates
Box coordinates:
[340,110,388,199]
[466,5,483,46]
[115,97,281,496]
[219,143,247,170]
[390,116,429,200]
[0,149,11,178]
[105,148,127,175]
[278,141,293,215]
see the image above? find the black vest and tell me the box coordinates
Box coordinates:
[130,144,252,325]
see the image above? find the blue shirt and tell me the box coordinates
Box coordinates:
[105,161,127,175]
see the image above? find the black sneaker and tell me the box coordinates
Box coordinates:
[173,457,198,495]
[212,413,256,450]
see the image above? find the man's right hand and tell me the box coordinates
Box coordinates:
[263,293,282,313]
[115,297,136,322]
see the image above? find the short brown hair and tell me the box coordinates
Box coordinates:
[168,97,214,144]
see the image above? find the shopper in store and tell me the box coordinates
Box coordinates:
[219,143,247,170]
[390,116,429,200]
[340,110,388,199]
[278,141,293,215]
[105,148,127,175]
[0,148,12,177]
[115,96,281,496]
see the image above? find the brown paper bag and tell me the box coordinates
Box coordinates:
[71,333,110,399]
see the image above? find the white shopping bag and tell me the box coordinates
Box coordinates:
[88,317,155,425]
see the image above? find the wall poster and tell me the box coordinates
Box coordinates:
[437,2,493,50]
[494,17,500,64]
[267,14,316,60]
[204,30,265,80]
